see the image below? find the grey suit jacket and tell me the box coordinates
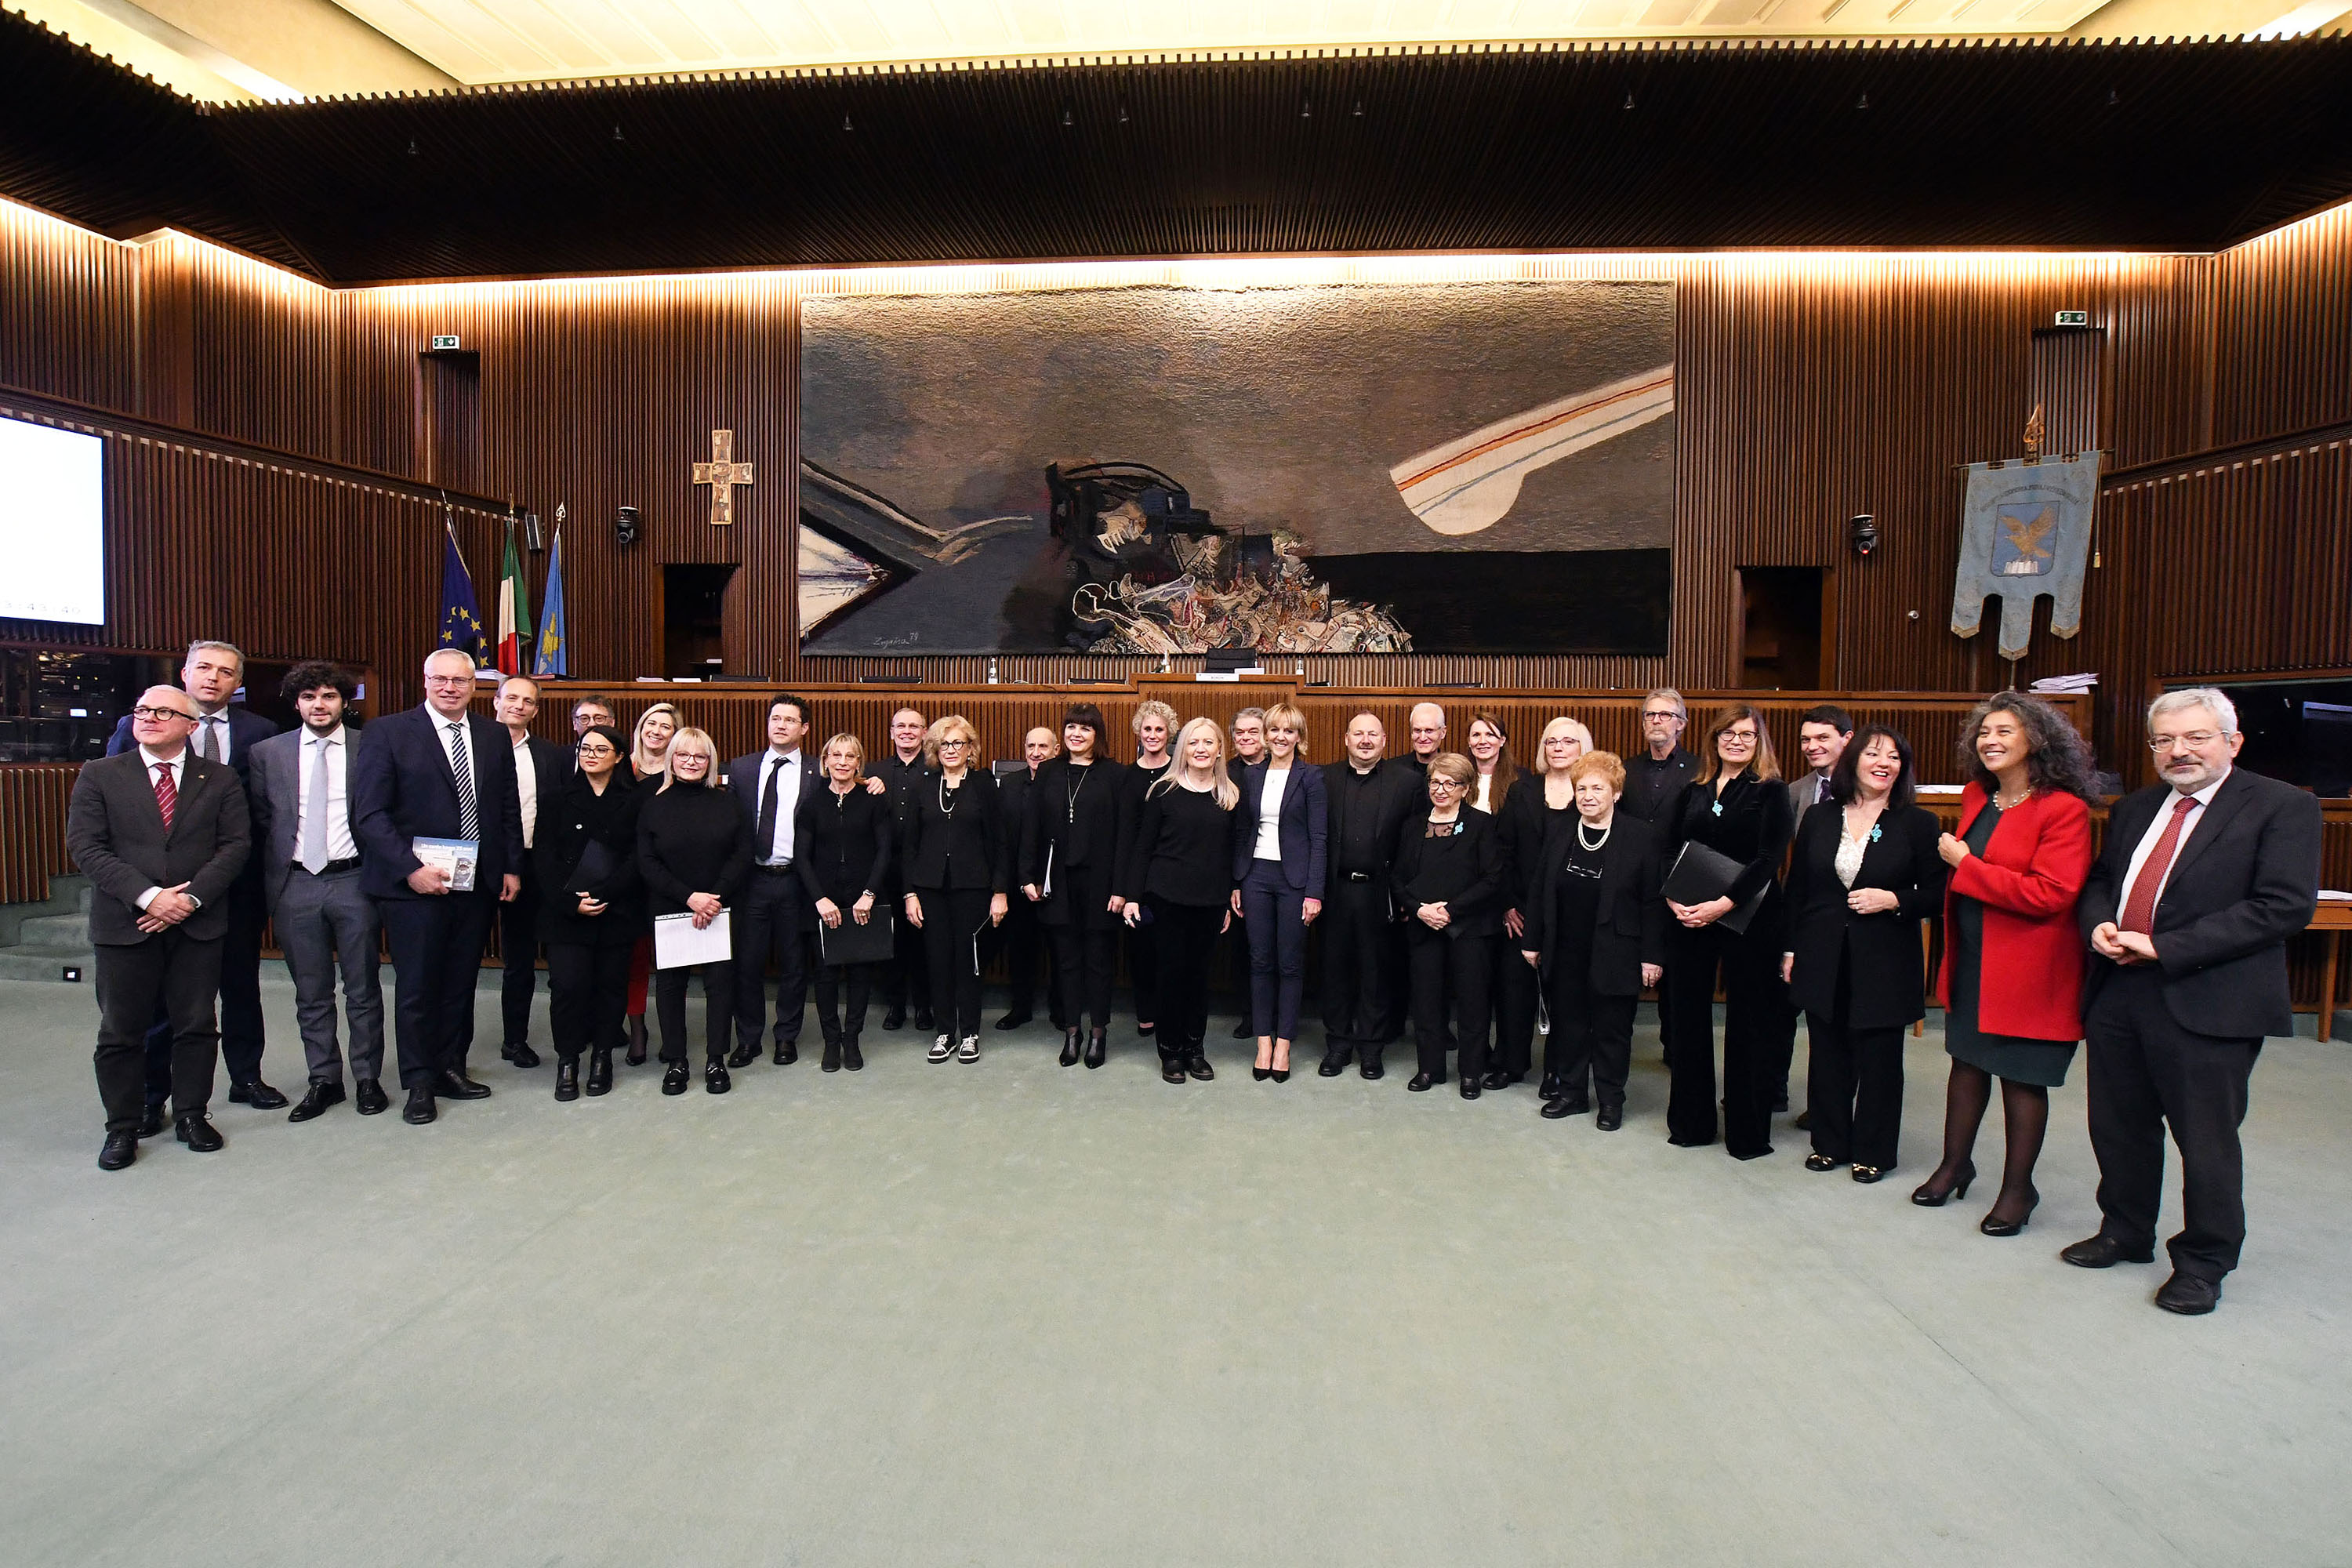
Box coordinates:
[1788,772,1835,832]
[248,728,365,913]
[65,750,252,946]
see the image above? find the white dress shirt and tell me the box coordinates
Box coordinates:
[192,709,232,764]
[758,749,803,865]
[434,711,477,799]
[296,726,359,862]
[511,731,539,848]
[2119,768,2230,914]
[1254,765,1290,862]
[134,744,194,912]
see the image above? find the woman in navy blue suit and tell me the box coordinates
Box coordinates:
[1229,702,1327,1080]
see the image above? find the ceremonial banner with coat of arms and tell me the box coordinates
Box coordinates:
[1950,452,2100,662]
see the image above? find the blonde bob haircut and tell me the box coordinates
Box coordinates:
[1149,717,1240,810]
[1565,749,1627,793]
[818,731,867,785]
[1534,716,1596,774]
[659,726,723,793]
[923,714,982,770]
[1261,702,1309,758]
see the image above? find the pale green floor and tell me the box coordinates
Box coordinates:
[4,973,2349,1567]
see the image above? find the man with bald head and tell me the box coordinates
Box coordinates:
[1321,712,1421,1077]
[69,685,252,1168]
[1402,703,1447,779]
[989,726,1065,1031]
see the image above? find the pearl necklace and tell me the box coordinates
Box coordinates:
[1577,817,1613,851]
[1993,783,2033,811]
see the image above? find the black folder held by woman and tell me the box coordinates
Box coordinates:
[1662,840,1769,935]
[818,909,896,967]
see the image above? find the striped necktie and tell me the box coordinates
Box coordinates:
[446,721,480,842]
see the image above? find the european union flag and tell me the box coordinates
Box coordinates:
[437,522,487,663]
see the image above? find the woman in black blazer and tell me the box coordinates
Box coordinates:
[1392,753,1505,1098]
[1780,724,1947,1181]
[903,716,1008,1064]
[1229,702,1328,1080]
[1519,750,1664,1129]
[1022,705,1130,1069]
[1120,717,1238,1086]
[535,724,644,1101]
[637,728,753,1095]
[1663,705,1797,1159]
[796,733,895,1073]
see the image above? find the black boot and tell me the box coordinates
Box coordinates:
[1059,1027,1083,1067]
[586,1046,614,1097]
[555,1058,580,1101]
[822,1036,843,1072]
[842,1036,864,1071]
[1084,1028,1107,1069]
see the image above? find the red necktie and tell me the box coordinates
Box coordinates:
[152,761,177,833]
[2118,795,2196,935]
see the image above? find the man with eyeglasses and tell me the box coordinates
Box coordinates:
[1622,688,1700,1062]
[69,687,252,1169]
[350,648,526,1125]
[106,640,285,1120]
[2064,688,2319,1315]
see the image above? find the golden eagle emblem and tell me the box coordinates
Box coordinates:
[1995,505,2056,577]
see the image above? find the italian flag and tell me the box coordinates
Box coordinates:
[496,520,532,675]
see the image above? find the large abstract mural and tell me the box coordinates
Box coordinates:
[797,279,1675,655]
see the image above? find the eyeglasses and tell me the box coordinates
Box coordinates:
[1428,779,1463,792]
[938,739,969,750]
[576,742,617,758]
[423,675,474,688]
[1722,729,1759,743]
[1642,710,1683,723]
[2148,731,2224,751]
[130,705,194,723]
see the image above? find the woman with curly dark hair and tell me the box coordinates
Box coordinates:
[1914,692,2097,1237]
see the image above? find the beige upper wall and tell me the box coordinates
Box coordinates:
[9,0,452,98]
[2071,0,2351,34]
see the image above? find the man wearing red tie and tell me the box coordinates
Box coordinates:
[2068,688,2320,1314]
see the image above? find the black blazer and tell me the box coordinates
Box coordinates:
[795,783,895,909]
[1023,757,1129,927]
[1122,779,1238,908]
[1665,769,1795,936]
[512,731,568,866]
[1390,809,1505,938]
[533,773,644,943]
[1520,812,1667,996]
[1494,773,1564,913]
[66,749,252,946]
[1230,760,1328,896]
[2078,769,2321,1040]
[350,706,528,900]
[1621,748,1700,826]
[1321,757,1424,884]
[902,769,1006,892]
[637,782,753,920]
[1782,801,1947,1029]
[726,747,826,862]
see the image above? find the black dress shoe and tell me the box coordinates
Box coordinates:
[1541,1096,1589,1120]
[354,1078,389,1116]
[705,1060,731,1094]
[1359,1056,1385,1081]
[822,1040,843,1072]
[554,1060,580,1102]
[2154,1272,2221,1315]
[585,1047,615,1097]
[843,1038,864,1071]
[662,1061,690,1095]
[288,1081,347,1123]
[1162,1057,1189,1085]
[2060,1233,2156,1269]
[1318,1054,1346,1077]
[437,1069,492,1101]
[773,1040,799,1066]
[1794,1109,1813,1131]
[1481,1069,1512,1091]
[1538,1073,1563,1100]
[1186,1054,1214,1082]
[1595,1104,1624,1131]
[727,1041,759,1069]
[996,1011,1032,1031]
[1230,1017,1253,1040]
[501,1040,542,1069]
[98,1131,138,1171]
[136,1102,169,1138]
[883,1007,906,1031]
[1407,1072,1438,1092]
[1805,1152,1841,1172]
[913,1009,936,1033]
[1084,1029,1107,1069]
[1059,1028,1083,1067]
[175,1111,224,1151]
[402,1087,437,1124]
[1459,1077,1483,1100]
[230,1079,289,1111]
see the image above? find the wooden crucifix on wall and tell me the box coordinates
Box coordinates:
[692,429,754,525]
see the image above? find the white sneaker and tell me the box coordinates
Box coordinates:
[927,1034,953,1062]
[956,1034,981,1063]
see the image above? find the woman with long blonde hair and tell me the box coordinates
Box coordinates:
[1120,717,1239,1084]
[619,699,684,1063]
[1124,699,1181,1040]
[1230,702,1327,1080]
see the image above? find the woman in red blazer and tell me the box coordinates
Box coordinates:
[1916,692,2097,1236]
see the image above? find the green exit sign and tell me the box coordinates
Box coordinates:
[2053,310,2090,327]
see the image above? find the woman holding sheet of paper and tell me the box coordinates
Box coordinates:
[637,727,753,1097]
[536,724,644,1102]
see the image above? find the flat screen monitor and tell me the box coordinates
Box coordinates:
[0,414,105,625]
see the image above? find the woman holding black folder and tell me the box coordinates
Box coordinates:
[797,733,895,1073]
[903,716,1009,1065]
[637,728,752,1095]
[1661,705,1795,1158]
[535,724,643,1102]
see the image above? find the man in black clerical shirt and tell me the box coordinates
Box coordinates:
[1621,687,1700,826]
[875,706,932,1033]
[1320,713,1422,1079]
[1400,702,1446,778]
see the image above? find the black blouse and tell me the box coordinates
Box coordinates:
[535,773,644,942]
[1389,809,1506,938]
[1122,781,1237,908]
[635,783,753,919]
[795,783,895,909]
[901,769,1005,891]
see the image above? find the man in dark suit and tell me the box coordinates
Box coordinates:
[1621,687,1700,1062]
[495,673,567,1069]
[874,706,932,1033]
[350,648,525,1126]
[1774,704,1853,1123]
[2066,688,2321,1315]
[1320,712,1421,1079]
[728,694,827,1066]
[106,640,284,1117]
[248,662,387,1121]
[69,686,252,1169]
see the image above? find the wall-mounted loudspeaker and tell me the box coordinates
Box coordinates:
[615,506,642,546]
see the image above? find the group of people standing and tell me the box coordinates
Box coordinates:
[67,644,2319,1313]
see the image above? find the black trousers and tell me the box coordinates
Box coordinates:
[141,884,265,1103]
[987,896,1061,1024]
[917,885,993,1040]
[2085,967,2262,1281]
[1765,971,1799,1102]
[1050,923,1119,1029]
[734,866,810,1051]
[97,931,222,1133]
[379,893,498,1091]
[1542,964,1639,1109]
[655,960,737,1063]
[546,936,633,1062]
[887,891,931,1016]
[499,873,542,1047]
[1488,931,1540,1079]
[1804,948,1907,1168]
[1664,918,1779,1156]
[814,961,874,1044]
[1407,926,1494,1080]
[1148,898,1223,1055]
[1319,877,1403,1056]
[1127,920,1160,1026]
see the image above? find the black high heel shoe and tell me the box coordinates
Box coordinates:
[1059,1028,1083,1067]
[1910,1161,1977,1207]
[1083,1028,1107,1069]
[1979,1185,2038,1236]
[1253,1065,1272,1082]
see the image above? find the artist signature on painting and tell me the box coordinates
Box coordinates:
[873,633,924,649]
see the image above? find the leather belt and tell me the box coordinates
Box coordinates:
[295,856,362,875]
[756,861,796,873]
[1342,869,1377,883]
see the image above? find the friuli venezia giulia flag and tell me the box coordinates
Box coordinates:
[495,519,532,675]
